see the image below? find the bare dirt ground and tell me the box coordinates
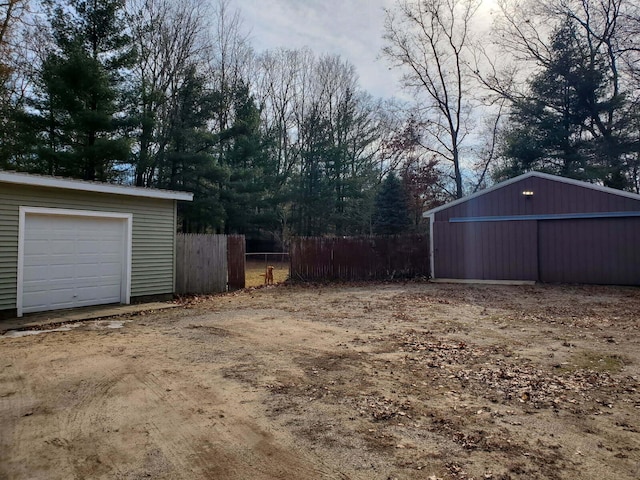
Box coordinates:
[1,282,639,480]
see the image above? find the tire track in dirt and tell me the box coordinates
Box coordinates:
[11,339,135,480]
[1,323,351,480]
[0,339,89,480]
[62,362,129,479]
[0,352,33,479]
[119,357,336,479]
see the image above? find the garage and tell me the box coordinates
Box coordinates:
[425,171,640,285]
[19,209,131,314]
[0,171,193,319]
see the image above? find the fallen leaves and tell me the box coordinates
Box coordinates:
[393,329,638,411]
[355,395,412,422]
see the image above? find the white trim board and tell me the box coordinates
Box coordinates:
[1,170,193,201]
[17,207,133,317]
[428,213,435,280]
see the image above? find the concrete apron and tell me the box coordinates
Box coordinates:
[0,302,179,334]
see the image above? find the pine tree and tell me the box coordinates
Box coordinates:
[372,172,410,235]
[32,0,134,181]
[497,20,633,189]
[291,105,336,236]
[220,81,277,235]
[157,66,228,233]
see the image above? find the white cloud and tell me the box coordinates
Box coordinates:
[233,0,499,100]
[235,0,401,99]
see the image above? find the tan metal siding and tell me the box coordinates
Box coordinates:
[0,183,177,311]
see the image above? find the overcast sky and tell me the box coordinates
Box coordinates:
[235,0,401,99]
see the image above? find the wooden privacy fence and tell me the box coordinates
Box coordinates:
[290,234,430,282]
[175,234,245,294]
[227,234,246,290]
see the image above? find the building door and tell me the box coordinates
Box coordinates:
[20,210,130,315]
[538,218,640,285]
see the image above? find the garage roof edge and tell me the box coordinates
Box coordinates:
[423,171,640,217]
[0,170,194,201]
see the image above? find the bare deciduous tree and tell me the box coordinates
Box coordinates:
[0,0,29,95]
[255,47,314,181]
[1,0,22,47]
[382,0,481,199]
[207,0,252,134]
[127,0,210,186]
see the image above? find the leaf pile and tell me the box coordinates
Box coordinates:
[395,330,639,411]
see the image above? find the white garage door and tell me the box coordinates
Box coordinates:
[21,212,129,314]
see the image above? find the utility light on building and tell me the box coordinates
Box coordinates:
[522,190,534,197]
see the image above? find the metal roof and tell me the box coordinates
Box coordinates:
[0,170,193,201]
[423,171,640,217]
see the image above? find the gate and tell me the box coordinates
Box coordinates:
[175,234,246,294]
[227,234,246,290]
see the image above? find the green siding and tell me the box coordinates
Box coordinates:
[0,183,177,311]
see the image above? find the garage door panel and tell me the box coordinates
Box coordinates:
[434,221,538,280]
[539,218,640,285]
[25,254,123,269]
[22,281,63,295]
[22,264,47,278]
[75,286,100,301]
[94,254,123,264]
[94,271,122,282]
[25,291,74,310]
[73,262,121,276]
[25,254,80,267]
[21,213,128,314]
[76,240,122,254]
[73,254,108,265]
[24,235,48,243]
[77,285,120,301]
[23,248,57,261]
[51,243,77,255]
[50,299,75,310]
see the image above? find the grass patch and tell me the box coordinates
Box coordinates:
[565,351,627,373]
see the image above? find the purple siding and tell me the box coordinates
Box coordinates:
[434,221,537,280]
[539,218,640,285]
[435,176,640,222]
[430,173,640,285]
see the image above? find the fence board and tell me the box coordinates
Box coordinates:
[289,234,430,282]
[227,234,246,290]
[175,234,228,294]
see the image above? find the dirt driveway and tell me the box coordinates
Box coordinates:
[1,282,639,479]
